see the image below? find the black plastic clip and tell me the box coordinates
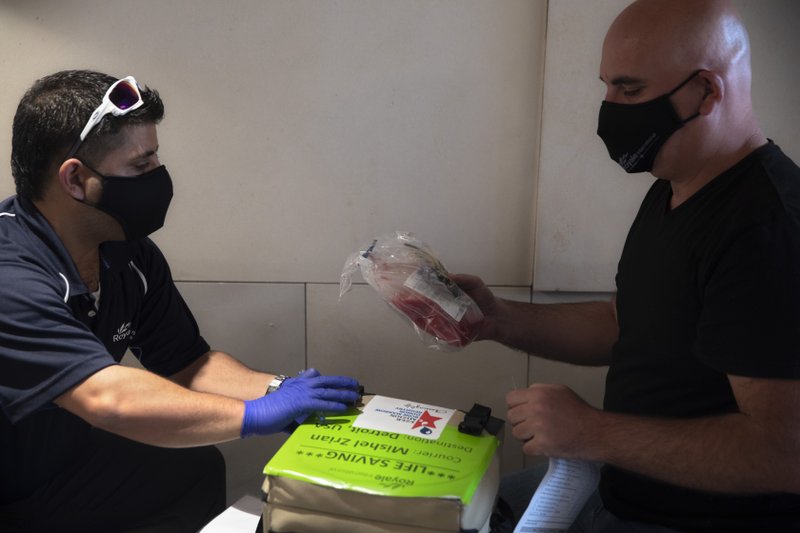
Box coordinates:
[458,403,504,436]
[352,385,365,406]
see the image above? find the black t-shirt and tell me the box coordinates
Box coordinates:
[599,142,800,530]
[0,196,210,503]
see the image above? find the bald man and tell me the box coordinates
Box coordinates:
[453,1,800,531]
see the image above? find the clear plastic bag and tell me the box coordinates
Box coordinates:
[340,232,484,351]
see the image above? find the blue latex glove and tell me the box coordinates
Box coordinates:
[241,368,360,437]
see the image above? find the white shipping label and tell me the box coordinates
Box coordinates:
[353,395,456,440]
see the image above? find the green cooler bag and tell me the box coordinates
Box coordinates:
[262,394,503,532]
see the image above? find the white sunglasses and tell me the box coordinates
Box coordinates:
[66,75,144,158]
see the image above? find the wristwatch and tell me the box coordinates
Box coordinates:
[266,374,288,394]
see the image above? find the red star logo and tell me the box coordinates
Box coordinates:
[411,410,441,430]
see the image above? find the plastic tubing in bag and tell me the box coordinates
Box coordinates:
[339,232,484,351]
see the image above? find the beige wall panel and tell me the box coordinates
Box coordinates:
[176,282,306,372]
[744,0,800,154]
[307,283,531,475]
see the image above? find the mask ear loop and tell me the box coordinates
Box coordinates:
[669,69,706,124]
[69,160,106,208]
[668,70,704,96]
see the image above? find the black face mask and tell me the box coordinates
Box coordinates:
[81,164,173,241]
[597,70,703,173]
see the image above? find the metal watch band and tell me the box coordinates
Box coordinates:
[266,374,288,394]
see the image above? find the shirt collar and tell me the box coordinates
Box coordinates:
[12,196,136,297]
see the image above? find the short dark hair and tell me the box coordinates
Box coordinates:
[11,70,164,200]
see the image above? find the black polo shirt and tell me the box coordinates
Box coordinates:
[0,195,209,503]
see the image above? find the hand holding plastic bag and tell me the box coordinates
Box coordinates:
[339,232,484,351]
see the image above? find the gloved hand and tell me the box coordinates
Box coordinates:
[241,368,361,438]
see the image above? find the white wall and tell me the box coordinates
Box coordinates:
[1,0,798,507]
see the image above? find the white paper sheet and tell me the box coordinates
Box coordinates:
[200,494,262,533]
[513,458,600,533]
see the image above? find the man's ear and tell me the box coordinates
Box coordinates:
[57,158,89,200]
[697,71,724,116]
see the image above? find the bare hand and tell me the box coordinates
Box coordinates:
[506,383,598,459]
[449,273,503,341]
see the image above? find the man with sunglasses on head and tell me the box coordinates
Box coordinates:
[451,1,800,531]
[0,70,361,533]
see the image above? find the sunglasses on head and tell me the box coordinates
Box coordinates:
[66,75,144,158]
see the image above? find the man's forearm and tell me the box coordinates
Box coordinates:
[57,364,246,447]
[170,350,273,400]
[496,299,618,366]
[585,410,800,494]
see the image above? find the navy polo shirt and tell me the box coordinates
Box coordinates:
[0,195,210,503]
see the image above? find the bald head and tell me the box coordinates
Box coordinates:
[598,0,766,188]
[603,0,751,89]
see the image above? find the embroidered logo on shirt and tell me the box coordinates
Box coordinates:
[112,322,136,343]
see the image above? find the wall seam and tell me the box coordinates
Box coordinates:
[303,282,309,371]
[530,0,550,291]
